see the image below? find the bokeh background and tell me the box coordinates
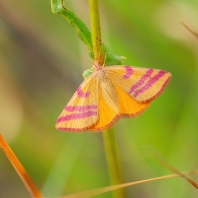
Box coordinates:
[0,0,198,197]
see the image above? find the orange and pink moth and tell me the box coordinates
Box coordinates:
[56,62,171,132]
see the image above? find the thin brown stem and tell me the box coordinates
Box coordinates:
[0,134,43,198]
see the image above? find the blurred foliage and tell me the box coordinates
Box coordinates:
[0,0,198,198]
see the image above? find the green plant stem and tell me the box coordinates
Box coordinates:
[89,0,103,65]
[103,128,125,198]
[89,2,125,197]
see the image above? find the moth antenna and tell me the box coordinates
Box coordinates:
[98,47,102,62]
[181,22,198,39]
[75,55,93,65]
[103,52,108,67]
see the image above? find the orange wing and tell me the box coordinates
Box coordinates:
[90,65,171,131]
[105,66,172,102]
[56,74,99,132]
[90,73,151,131]
[56,65,171,132]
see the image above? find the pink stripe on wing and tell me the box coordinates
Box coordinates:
[123,66,133,79]
[133,70,166,97]
[65,105,97,112]
[129,69,153,94]
[77,87,90,98]
[57,111,97,122]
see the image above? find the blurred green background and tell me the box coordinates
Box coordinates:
[0,0,198,197]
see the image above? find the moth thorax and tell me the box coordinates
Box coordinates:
[94,61,102,70]
[96,68,106,79]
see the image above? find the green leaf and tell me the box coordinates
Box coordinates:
[51,0,125,69]
[82,67,94,79]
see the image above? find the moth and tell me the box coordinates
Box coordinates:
[56,62,171,132]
